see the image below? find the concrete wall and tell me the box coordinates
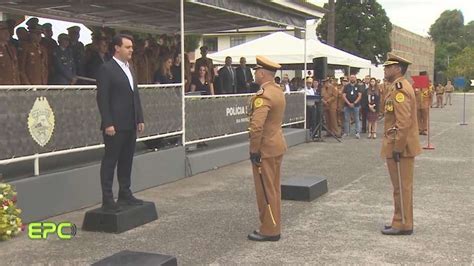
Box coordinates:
[11,129,307,222]
[13,147,186,223]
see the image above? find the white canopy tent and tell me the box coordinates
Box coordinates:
[208,32,372,69]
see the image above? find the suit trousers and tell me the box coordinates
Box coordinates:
[386,157,414,230]
[100,130,137,201]
[251,155,283,236]
[417,108,429,133]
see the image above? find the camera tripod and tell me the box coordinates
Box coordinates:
[309,101,341,142]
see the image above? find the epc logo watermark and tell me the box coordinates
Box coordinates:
[28,222,77,240]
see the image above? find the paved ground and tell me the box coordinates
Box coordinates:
[0,93,473,265]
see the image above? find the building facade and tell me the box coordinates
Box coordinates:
[390,25,435,81]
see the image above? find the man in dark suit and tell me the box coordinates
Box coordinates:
[217,56,236,94]
[96,34,145,212]
[235,57,253,93]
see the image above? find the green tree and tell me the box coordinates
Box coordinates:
[429,10,464,44]
[184,34,201,53]
[317,0,392,64]
[446,46,474,80]
[429,10,470,73]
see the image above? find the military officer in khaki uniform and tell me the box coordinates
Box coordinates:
[0,21,20,85]
[322,77,339,137]
[18,28,48,85]
[414,81,432,135]
[381,53,421,235]
[337,77,348,131]
[247,55,287,242]
[444,80,454,106]
[435,84,445,108]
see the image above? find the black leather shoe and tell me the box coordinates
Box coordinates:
[384,224,392,229]
[248,231,280,242]
[381,227,413,235]
[117,195,144,206]
[101,201,122,213]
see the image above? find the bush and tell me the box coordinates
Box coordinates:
[0,183,23,241]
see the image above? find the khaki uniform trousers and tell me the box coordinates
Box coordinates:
[251,155,283,236]
[445,93,452,105]
[324,107,338,136]
[387,157,414,230]
[417,108,429,133]
[436,94,444,107]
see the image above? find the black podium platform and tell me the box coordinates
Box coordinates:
[281,176,328,202]
[82,201,158,233]
[92,250,177,266]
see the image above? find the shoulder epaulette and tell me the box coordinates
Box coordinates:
[396,82,403,90]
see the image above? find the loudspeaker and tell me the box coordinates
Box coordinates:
[313,57,327,80]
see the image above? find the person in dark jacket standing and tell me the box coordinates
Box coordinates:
[96,34,145,212]
[236,57,253,93]
[51,34,76,85]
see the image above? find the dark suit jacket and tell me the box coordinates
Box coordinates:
[96,59,144,131]
[217,65,236,94]
[235,66,253,93]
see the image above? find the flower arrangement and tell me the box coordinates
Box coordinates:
[0,183,23,241]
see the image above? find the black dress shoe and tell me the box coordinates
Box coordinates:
[101,201,122,213]
[117,195,144,206]
[248,231,280,242]
[381,227,413,235]
[384,224,392,229]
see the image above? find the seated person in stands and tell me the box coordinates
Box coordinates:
[154,54,175,84]
[190,65,214,95]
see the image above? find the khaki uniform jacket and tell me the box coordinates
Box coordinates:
[337,85,345,111]
[445,84,454,93]
[414,86,432,109]
[249,81,287,158]
[381,77,421,158]
[0,43,20,85]
[19,43,48,85]
[435,85,445,95]
[322,83,338,110]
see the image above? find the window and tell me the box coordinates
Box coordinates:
[203,37,218,52]
[230,36,246,47]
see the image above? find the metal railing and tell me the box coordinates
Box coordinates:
[0,86,305,176]
[0,84,184,175]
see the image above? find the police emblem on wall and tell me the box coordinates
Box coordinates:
[27,97,55,147]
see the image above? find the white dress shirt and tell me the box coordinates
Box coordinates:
[113,56,134,91]
[301,86,315,96]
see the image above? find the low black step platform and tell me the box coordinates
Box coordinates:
[92,250,177,266]
[82,201,158,233]
[281,176,328,201]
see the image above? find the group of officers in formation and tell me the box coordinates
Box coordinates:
[0,17,183,86]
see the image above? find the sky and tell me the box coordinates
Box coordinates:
[309,0,473,36]
[14,17,92,45]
